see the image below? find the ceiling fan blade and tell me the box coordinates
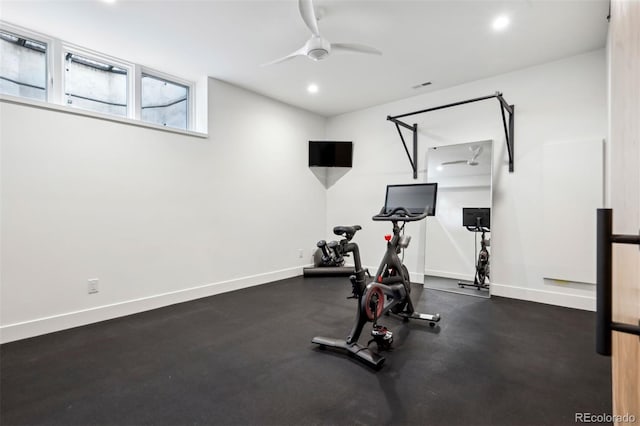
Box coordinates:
[441,160,467,166]
[469,145,484,162]
[260,47,307,67]
[299,0,320,36]
[331,43,382,56]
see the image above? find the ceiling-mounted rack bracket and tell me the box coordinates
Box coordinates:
[387,92,515,178]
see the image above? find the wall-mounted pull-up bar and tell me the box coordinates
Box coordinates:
[387,92,515,179]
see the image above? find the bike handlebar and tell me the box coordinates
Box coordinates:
[372,206,429,222]
[465,226,490,233]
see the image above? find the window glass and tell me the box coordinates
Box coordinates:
[1,25,196,131]
[141,74,188,130]
[0,30,47,101]
[64,52,127,117]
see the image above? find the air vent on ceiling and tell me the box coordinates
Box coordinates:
[411,81,432,89]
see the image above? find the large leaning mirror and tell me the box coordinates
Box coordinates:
[424,140,493,298]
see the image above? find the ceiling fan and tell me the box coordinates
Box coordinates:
[441,145,484,167]
[261,0,382,66]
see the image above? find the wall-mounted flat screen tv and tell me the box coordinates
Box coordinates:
[309,141,353,167]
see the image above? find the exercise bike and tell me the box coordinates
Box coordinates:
[312,183,441,369]
[458,208,490,291]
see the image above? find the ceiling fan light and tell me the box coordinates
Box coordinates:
[308,48,329,61]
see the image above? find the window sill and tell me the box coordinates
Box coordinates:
[0,94,208,139]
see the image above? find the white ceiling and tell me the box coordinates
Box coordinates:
[0,0,608,117]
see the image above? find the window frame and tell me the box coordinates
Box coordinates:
[0,21,199,133]
[61,43,134,118]
[0,22,53,103]
[139,68,193,130]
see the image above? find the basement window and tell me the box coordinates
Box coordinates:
[141,74,189,130]
[0,22,203,134]
[64,51,129,117]
[0,29,47,101]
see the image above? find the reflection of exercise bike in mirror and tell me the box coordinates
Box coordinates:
[312,183,442,369]
[458,208,490,291]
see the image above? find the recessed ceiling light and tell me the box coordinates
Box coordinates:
[103,0,116,3]
[492,15,510,31]
[307,83,319,94]
[436,165,443,172]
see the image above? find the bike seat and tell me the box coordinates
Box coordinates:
[333,225,362,241]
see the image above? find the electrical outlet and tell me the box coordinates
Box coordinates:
[88,278,99,294]
[298,249,304,258]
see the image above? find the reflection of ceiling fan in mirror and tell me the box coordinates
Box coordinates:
[441,145,483,167]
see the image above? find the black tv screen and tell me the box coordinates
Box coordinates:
[384,183,438,216]
[309,141,353,167]
[462,208,491,228]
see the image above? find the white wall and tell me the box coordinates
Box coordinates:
[325,50,606,310]
[0,78,327,342]
[0,50,607,344]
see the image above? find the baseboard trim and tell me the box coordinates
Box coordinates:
[0,266,304,344]
[409,272,425,284]
[425,269,474,282]
[490,282,596,311]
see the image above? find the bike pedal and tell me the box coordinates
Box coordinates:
[371,325,393,341]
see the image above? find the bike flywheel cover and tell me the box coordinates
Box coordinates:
[364,287,385,321]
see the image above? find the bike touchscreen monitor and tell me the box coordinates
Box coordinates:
[462,207,491,228]
[384,183,438,216]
